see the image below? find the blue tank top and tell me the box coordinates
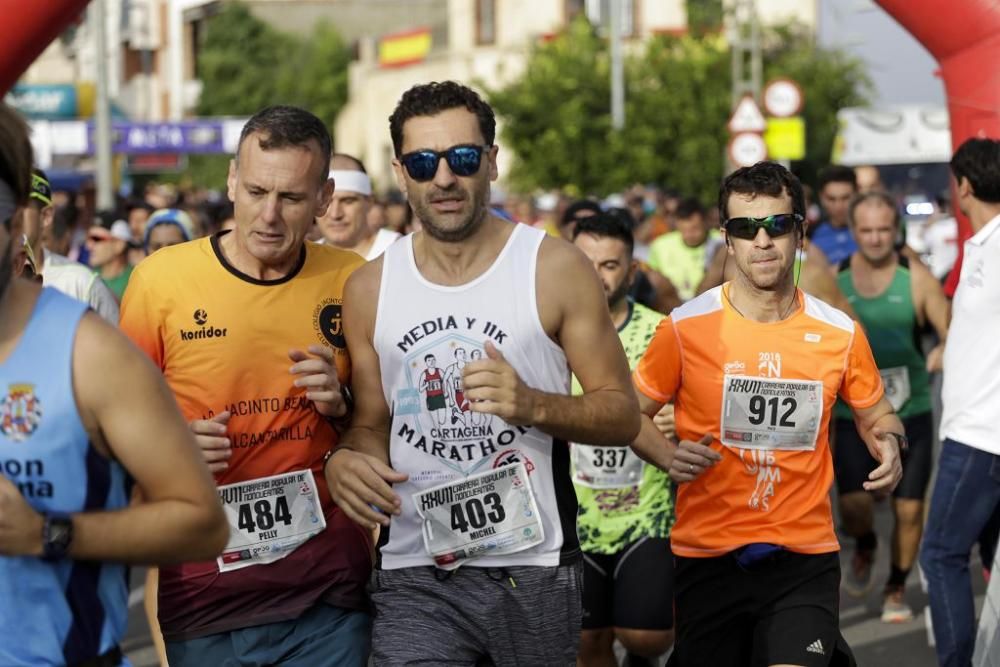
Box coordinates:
[810,220,857,266]
[0,289,131,666]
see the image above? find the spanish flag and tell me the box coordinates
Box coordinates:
[379,27,432,68]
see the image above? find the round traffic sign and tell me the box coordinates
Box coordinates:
[763,79,803,118]
[728,132,768,167]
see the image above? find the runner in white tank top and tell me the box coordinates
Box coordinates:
[324,81,640,666]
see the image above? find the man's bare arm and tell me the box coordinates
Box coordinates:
[911,260,950,371]
[465,239,639,446]
[630,391,675,472]
[851,396,904,493]
[324,261,407,530]
[72,313,228,564]
[642,267,682,314]
[632,385,720,482]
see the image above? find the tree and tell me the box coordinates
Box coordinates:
[486,17,621,196]
[182,3,351,188]
[195,3,294,117]
[197,4,350,127]
[488,19,871,203]
[274,21,351,130]
[685,0,724,36]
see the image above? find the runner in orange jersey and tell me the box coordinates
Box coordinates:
[631,162,904,667]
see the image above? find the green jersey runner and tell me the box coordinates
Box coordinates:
[834,255,931,420]
[571,300,674,554]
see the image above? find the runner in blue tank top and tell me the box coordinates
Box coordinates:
[0,104,227,667]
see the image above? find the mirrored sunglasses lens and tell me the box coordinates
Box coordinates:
[767,215,796,237]
[403,152,439,181]
[447,147,482,176]
[727,220,757,239]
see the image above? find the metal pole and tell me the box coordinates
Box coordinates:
[92,0,114,211]
[750,0,762,101]
[610,0,624,130]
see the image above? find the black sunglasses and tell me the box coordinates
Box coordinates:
[399,145,488,182]
[724,213,803,240]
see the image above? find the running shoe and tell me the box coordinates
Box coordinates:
[844,547,876,597]
[881,585,915,623]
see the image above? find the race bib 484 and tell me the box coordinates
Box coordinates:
[216,469,326,572]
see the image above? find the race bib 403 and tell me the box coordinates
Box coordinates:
[721,375,823,450]
[415,461,544,570]
[216,469,326,573]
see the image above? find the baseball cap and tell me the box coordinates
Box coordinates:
[30,170,52,207]
[144,208,194,246]
[88,219,133,243]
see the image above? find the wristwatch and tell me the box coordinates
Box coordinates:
[325,385,354,431]
[41,513,74,561]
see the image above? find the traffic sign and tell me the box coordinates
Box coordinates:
[763,79,804,118]
[728,132,768,167]
[764,117,806,160]
[728,95,767,133]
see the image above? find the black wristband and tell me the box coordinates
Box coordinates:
[325,385,354,431]
[42,513,74,561]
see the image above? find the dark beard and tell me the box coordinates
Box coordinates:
[412,185,489,243]
[419,206,487,243]
[606,278,631,310]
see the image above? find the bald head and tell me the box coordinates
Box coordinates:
[330,153,366,174]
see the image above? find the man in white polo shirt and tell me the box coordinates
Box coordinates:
[920,137,1000,667]
[317,153,400,259]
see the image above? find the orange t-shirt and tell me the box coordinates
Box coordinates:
[634,283,883,558]
[120,233,370,640]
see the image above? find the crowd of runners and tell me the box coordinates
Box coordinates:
[1,80,999,667]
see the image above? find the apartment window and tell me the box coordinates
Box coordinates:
[579,0,635,37]
[477,0,496,45]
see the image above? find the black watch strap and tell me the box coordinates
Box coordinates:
[42,513,74,561]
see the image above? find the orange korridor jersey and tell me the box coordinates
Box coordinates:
[120,234,370,641]
[634,283,883,558]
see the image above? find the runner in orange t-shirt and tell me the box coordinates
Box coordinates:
[632,162,905,667]
[120,105,371,667]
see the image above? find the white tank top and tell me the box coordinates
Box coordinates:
[374,223,576,569]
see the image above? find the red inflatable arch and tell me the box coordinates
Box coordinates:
[0,0,91,94]
[876,0,1000,294]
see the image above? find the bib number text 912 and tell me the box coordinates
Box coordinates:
[747,396,797,427]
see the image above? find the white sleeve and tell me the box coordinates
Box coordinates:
[86,275,121,325]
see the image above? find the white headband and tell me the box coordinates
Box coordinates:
[330,170,372,196]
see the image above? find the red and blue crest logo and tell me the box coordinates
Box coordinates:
[0,383,43,442]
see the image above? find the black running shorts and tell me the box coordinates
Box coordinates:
[581,536,674,630]
[833,411,934,500]
[669,550,856,667]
